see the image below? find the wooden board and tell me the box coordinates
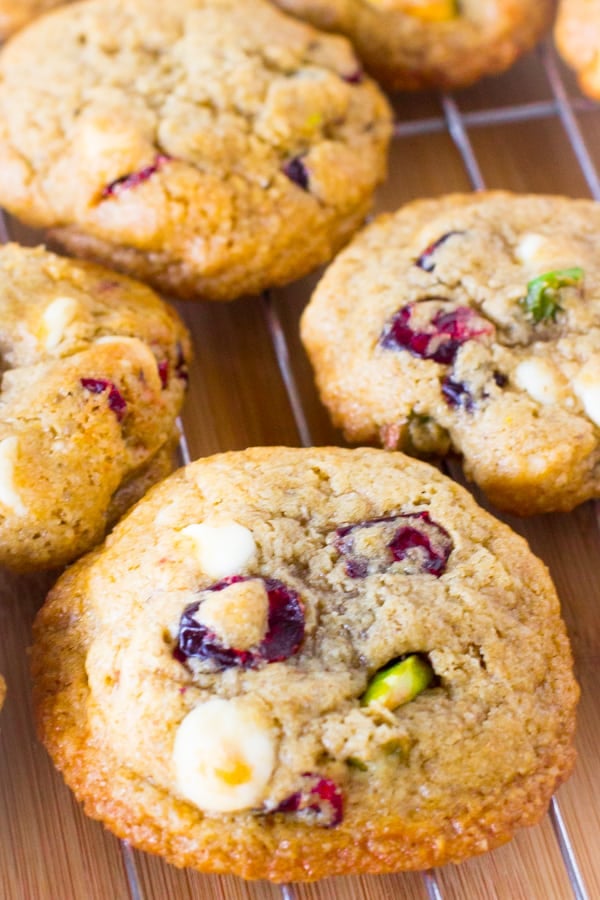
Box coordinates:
[1,43,598,900]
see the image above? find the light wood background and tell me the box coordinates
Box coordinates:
[1,43,599,900]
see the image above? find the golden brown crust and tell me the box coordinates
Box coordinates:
[274,0,556,91]
[0,0,67,40]
[555,0,600,99]
[33,446,579,881]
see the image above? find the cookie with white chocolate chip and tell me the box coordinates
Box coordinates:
[0,243,190,571]
[301,192,600,515]
[272,0,555,91]
[0,0,390,301]
[32,446,578,881]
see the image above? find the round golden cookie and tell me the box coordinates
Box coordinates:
[32,446,578,881]
[0,0,67,40]
[0,243,191,572]
[555,0,600,99]
[0,0,391,302]
[301,192,600,515]
[272,0,555,91]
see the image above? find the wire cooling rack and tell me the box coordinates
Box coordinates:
[0,37,596,900]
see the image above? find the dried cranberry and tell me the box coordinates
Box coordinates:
[102,153,171,198]
[335,511,453,579]
[273,774,343,828]
[341,68,364,84]
[174,576,305,670]
[415,231,465,272]
[380,303,493,365]
[441,376,474,411]
[80,377,126,421]
[283,156,309,191]
[158,359,169,389]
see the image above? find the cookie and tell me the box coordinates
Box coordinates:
[0,0,67,40]
[0,674,5,710]
[555,0,600,99]
[301,192,600,515]
[272,0,555,91]
[0,0,391,302]
[32,446,578,881]
[0,243,191,571]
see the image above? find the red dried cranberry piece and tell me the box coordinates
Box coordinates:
[380,303,493,365]
[273,774,343,828]
[441,376,474,411]
[335,511,453,579]
[174,575,305,670]
[415,231,464,272]
[102,153,171,198]
[283,156,309,191]
[158,359,169,389]
[80,377,126,421]
[341,68,364,84]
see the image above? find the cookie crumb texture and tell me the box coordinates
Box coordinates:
[302,192,600,515]
[0,0,391,301]
[0,243,190,571]
[555,0,600,99]
[273,0,555,90]
[32,447,578,881]
[0,0,67,40]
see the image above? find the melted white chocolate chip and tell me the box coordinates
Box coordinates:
[0,436,27,516]
[195,579,269,650]
[42,296,79,350]
[573,358,600,427]
[182,521,256,578]
[515,358,567,406]
[173,697,277,813]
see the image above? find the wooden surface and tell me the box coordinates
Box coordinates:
[1,45,599,900]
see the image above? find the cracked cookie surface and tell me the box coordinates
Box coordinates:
[301,192,600,514]
[272,0,555,90]
[32,446,578,880]
[555,0,600,99]
[0,0,391,301]
[0,243,190,571]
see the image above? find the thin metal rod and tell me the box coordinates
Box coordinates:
[423,870,444,900]
[540,42,600,201]
[280,886,297,900]
[261,291,314,448]
[549,797,590,900]
[441,95,486,190]
[121,842,146,900]
[176,415,192,466]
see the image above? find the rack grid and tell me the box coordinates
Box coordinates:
[0,37,598,900]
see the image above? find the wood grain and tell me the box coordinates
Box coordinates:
[1,46,600,900]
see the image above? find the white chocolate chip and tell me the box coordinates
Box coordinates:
[0,436,27,516]
[515,233,545,267]
[182,521,257,578]
[515,358,566,406]
[573,358,600,427]
[195,579,269,650]
[42,297,79,350]
[173,697,277,813]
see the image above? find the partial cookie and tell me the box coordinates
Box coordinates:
[32,446,578,881]
[0,243,191,571]
[272,0,555,91]
[555,0,600,99]
[0,674,5,710]
[301,192,600,515]
[0,0,391,302]
[0,0,67,40]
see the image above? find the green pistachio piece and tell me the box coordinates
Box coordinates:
[361,654,434,710]
[520,267,584,324]
[346,756,368,771]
